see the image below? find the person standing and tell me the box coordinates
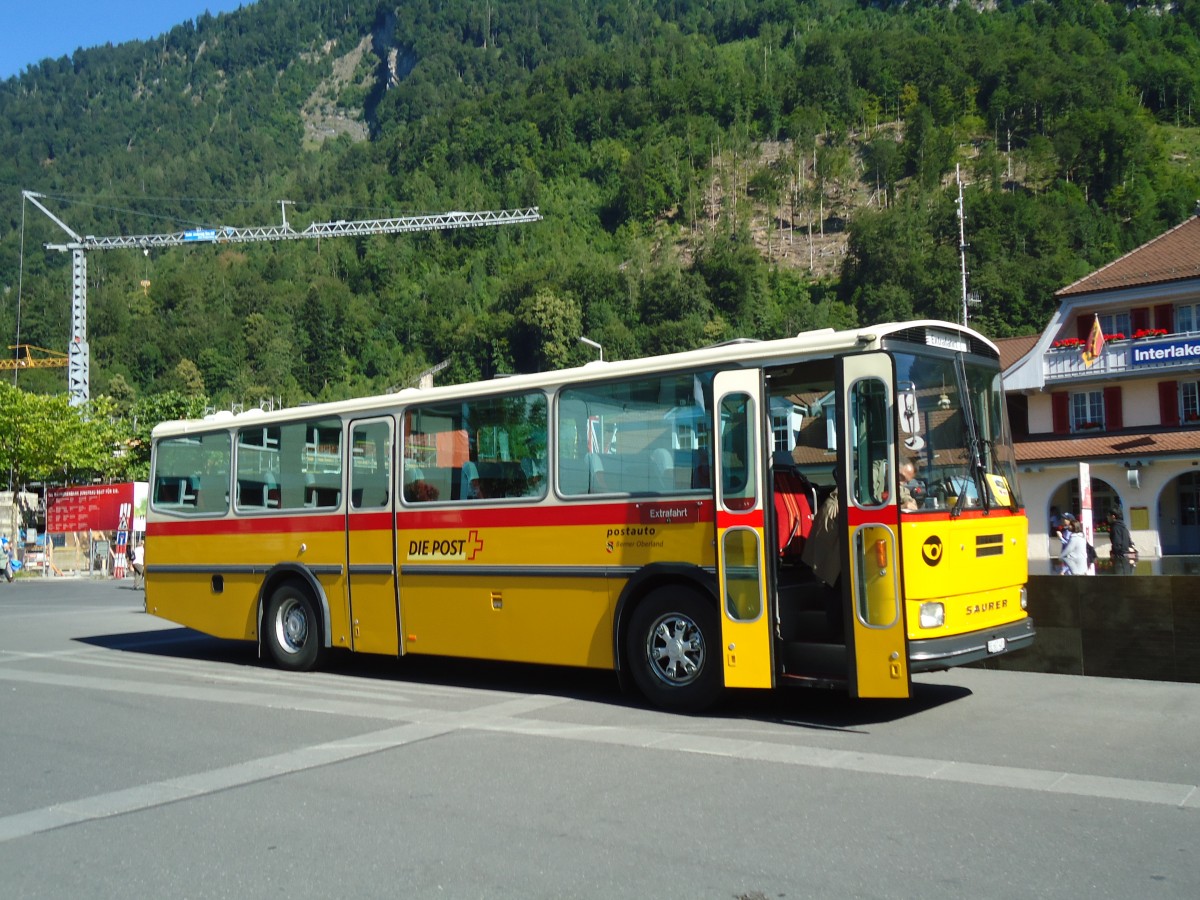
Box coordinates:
[1061,519,1090,575]
[1,534,13,583]
[1107,508,1133,575]
[1055,512,1074,574]
[130,541,145,589]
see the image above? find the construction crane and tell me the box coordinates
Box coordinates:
[1,344,69,371]
[21,191,541,405]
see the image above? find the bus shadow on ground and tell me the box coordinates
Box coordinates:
[77,627,262,666]
[727,680,973,731]
[76,627,972,728]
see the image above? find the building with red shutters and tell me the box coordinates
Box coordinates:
[1001,212,1200,563]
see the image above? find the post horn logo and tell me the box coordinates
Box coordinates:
[921,536,944,566]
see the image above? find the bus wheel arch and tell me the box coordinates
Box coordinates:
[619,573,722,712]
[258,566,331,671]
[613,565,716,673]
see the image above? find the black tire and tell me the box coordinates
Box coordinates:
[263,582,323,671]
[625,587,722,712]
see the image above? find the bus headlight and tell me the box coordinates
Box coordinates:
[1020,586,1028,610]
[919,602,945,629]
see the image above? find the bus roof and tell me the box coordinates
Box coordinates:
[151,319,997,439]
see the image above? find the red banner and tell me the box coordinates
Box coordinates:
[46,484,136,533]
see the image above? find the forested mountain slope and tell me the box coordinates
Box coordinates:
[2,0,1199,408]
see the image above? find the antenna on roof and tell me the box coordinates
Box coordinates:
[956,165,980,327]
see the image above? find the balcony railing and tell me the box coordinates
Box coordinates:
[1045,332,1200,381]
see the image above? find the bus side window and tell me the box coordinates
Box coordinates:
[557,371,713,498]
[151,433,230,515]
[405,392,546,504]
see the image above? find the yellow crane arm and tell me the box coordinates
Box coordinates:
[0,345,69,370]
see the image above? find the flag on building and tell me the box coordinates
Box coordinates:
[1082,315,1105,367]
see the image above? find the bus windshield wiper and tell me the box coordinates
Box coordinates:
[954,355,991,515]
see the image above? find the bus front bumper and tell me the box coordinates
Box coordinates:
[908,617,1035,672]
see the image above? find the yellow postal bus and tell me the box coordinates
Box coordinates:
[146,320,1033,710]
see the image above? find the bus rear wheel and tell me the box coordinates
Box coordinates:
[626,587,722,712]
[264,582,323,671]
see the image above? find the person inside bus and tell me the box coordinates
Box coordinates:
[801,489,840,588]
[460,460,484,500]
[586,452,609,493]
[800,487,844,641]
[897,460,920,511]
[870,459,920,510]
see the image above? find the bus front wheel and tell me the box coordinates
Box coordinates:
[626,587,722,712]
[264,582,323,671]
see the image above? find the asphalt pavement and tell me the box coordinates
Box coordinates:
[1,578,1198,899]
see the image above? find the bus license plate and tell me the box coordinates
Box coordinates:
[987,637,1007,654]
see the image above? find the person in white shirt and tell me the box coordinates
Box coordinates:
[130,542,145,588]
[1060,521,1089,575]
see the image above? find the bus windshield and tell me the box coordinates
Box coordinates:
[893,351,1021,514]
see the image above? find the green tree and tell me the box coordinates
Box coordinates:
[511,287,583,372]
[0,385,124,485]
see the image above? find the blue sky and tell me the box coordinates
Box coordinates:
[1,1,254,80]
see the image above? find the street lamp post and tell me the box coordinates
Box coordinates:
[578,336,604,361]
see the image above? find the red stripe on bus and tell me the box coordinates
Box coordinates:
[846,507,897,528]
[715,509,764,530]
[843,505,1022,527]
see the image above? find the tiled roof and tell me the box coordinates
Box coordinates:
[1014,425,1200,463]
[1057,215,1200,297]
[995,334,1039,370]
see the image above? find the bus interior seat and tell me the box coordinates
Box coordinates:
[772,456,816,562]
[153,475,203,508]
[558,455,589,495]
[351,477,390,508]
[650,447,674,491]
[584,453,609,493]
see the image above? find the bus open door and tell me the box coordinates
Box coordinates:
[713,369,774,690]
[840,352,910,699]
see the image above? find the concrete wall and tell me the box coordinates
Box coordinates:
[975,575,1200,684]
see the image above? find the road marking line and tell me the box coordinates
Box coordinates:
[0,665,1195,846]
[0,722,454,844]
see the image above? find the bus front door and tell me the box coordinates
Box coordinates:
[713,369,773,690]
[346,418,401,655]
[840,353,910,699]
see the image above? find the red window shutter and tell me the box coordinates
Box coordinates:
[1130,308,1150,333]
[1052,392,1070,433]
[1076,316,1091,340]
[1159,381,1180,427]
[1154,304,1174,332]
[1103,386,1122,430]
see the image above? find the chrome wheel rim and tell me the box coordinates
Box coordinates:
[644,612,705,687]
[274,597,309,654]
